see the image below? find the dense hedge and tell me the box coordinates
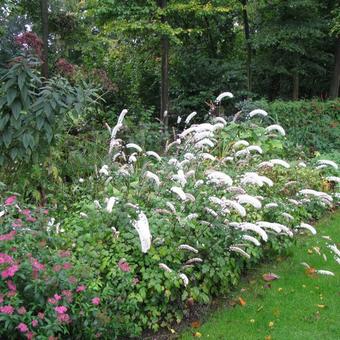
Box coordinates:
[250,99,340,154]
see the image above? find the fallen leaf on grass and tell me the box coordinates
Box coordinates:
[265,336,272,340]
[263,273,279,282]
[316,304,326,309]
[268,321,274,328]
[191,321,201,328]
[239,297,246,306]
[193,332,202,337]
[305,267,317,277]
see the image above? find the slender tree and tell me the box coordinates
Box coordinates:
[329,38,340,98]
[159,0,169,126]
[240,0,252,93]
[40,0,49,78]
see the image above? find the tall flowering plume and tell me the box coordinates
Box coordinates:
[206,170,233,187]
[229,246,251,259]
[215,91,233,103]
[132,211,152,253]
[265,124,286,136]
[185,111,197,125]
[316,159,338,170]
[248,109,268,118]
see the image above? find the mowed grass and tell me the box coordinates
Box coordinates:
[181,211,340,340]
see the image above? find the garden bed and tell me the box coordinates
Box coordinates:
[1,105,339,339]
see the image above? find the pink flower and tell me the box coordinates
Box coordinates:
[1,264,19,279]
[118,259,131,272]
[38,312,45,320]
[54,294,62,301]
[43,209,49,215]
[12,218,23,228]
[57,313,71,324]
[27,216,37,223]
[26,331,34,340]
[132,277,140,285]
[31,320,38,327]
[0,294,4,303]
[62,290,72,297]
[31,258,45,271]
[92,297,100,305]
[0,305,14,314]
[76,285,86,293]
[17,307,27,315]
[63,262,72,270]
[0,230,16,241]
[58,250,71,258]
[62,290,73,302]
[0,253,14,264]
[21,209,31,217]
[48,298,57,305]
[7,280,16,291]
[55,306,68,314]
[53,264,62,272]
[68,276,77,284]
[7,290,17,297]
[4,195,16,206]
[17,322,28,333]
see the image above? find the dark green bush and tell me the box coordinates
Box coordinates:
[249,99,340,154]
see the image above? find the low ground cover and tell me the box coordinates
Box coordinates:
[181,210,340,340]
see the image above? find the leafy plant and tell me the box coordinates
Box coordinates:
[0,56,99,165]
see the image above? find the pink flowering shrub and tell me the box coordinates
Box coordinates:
[0,196,106,338]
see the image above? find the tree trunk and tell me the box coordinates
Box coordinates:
[159,0,169,128]
[293,72,299,100]
[41,0,49,79]
[329,37,340,99]
[240,0,252,93]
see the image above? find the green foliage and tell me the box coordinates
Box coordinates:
[241,99,340,154]
[0,56,99,165]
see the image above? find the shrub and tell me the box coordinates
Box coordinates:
[237,99,340,154]
[0,56,99,166]
[0,196,110,339]
[55,109,338,337]
[1,102,339,338]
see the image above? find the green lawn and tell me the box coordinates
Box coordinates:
[181,211,340,340]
